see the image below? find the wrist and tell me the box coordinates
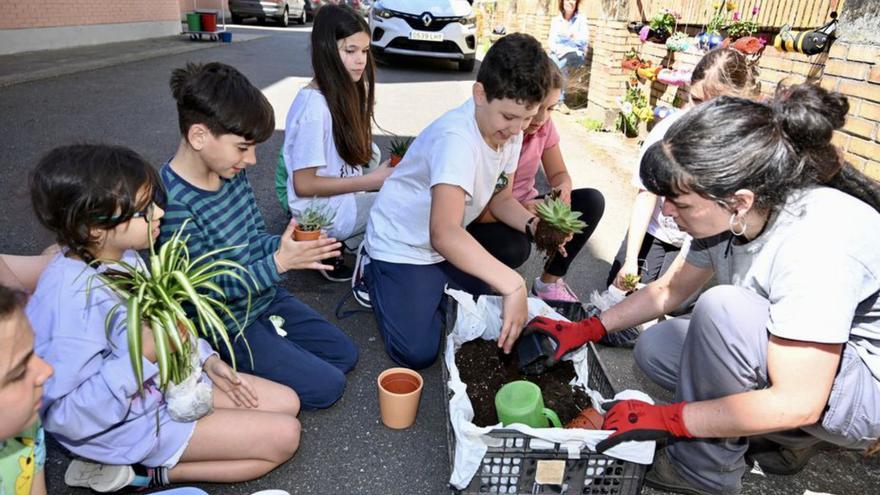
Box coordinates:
[273,250,286,273]
[660,402,693,438]
[525,216,538,241]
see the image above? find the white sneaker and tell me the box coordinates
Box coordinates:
[352,240,371,308]
[65,459,134,492]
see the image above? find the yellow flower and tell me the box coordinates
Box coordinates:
[726,1,737,11]
[713,1,722,9]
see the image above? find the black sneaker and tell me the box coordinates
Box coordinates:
[351,241,371,308]
[320,255,353,282]
[746,439,827,475]
[645,449,715,495]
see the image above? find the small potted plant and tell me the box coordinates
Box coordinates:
[294,197,337,241]
[640,8,678,43]
[665,31,691,52]
[95,219,253,422]
[534,190,587,256]
[387,136,414,167]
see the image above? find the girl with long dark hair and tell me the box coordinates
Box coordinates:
[278,4,390,282]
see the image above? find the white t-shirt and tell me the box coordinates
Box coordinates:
[283,87,364,239]
[365,98,522,265]
[686,187,880,388]
[632,110,689,247]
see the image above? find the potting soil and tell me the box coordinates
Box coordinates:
[456,338,591,427]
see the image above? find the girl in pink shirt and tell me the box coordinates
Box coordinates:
[468,64,604,303]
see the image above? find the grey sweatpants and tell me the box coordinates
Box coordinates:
[633,285,880,494]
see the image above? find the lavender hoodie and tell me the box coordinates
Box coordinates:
[26,251,214,466]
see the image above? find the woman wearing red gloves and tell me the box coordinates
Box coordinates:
[525,83,880,495]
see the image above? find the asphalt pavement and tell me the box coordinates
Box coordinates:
[0,22,877,495]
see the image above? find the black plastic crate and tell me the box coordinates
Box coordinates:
[443,297,646,495]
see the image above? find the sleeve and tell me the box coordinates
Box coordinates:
[283,97,329,173]
[548,16,562,53]
[197,337,218,366]
[685,236,714,269]
[244,174,282,257]
[429,132,479,196]
[41,290,162,440]
[543,119,561,151]
[765,244,868,344]
[161,202,280,300]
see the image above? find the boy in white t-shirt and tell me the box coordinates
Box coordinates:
[364,34,557,369]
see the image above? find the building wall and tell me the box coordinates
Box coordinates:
[476,0,880,180]
[0,0,183,55]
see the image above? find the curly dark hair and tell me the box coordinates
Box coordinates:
[170,62,275,143]
[477,33,552,105]
[0,284,26,323]
[30,144,162,263]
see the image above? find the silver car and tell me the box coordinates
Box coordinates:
[229,0,307,26]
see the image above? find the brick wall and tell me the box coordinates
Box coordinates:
[629,37,880,180]
[0,0,181,30]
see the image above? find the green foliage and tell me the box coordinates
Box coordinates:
[648,9,678,34]
[298,197,337,232]
[724,19,758,39]
[535,193,586,236]
[619,273,641,292]
[580,118,605,132]
[388,136,414,157]
[93,219,253,395]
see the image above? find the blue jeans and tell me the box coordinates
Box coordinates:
[550,51,585,101]
[217,287,358,410]
[364,258,490,369]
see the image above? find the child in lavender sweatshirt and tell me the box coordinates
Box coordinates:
[26,144,301,492]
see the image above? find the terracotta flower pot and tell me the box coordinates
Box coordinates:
[565,406,604,430]
[293,228,321,241]
[377,367,423,429]
[389,154,402,167]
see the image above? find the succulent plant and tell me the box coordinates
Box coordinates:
[297,197,337,232]
[535,194,586,236]
[388,136,414,157]
[618,273,642,292]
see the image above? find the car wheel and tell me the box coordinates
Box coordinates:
[231,13,243,24]
[297,8,307,24]
[458,59,476,72]
[278,7,290,27]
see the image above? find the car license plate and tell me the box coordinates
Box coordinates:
[410,30,444,42]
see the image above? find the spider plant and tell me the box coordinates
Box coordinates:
[93,219,253,395]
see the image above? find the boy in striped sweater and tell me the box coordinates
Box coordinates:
[159,62,359,410]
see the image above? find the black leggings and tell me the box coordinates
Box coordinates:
[467,188,605,277]
[605,231,681,287]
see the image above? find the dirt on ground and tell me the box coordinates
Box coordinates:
[455,338,592,427]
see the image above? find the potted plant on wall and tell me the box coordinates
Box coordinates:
[640,8,678,43]
[616,84,653,138]
[293,197,337,241]
[387,136,414,167]
[96,219,253,422]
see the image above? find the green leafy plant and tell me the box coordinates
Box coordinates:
[618,273,642,292]
[534,190,587,254]
[94,219,253,395]
[579,118,604,132]
[616,83,653,137]
[387,136,414,166]
[297,197,337,232]
[648,9,678,34]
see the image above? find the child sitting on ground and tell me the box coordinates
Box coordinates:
[363,33,561,369]
[468,61,605,304]
[0,284,53,495]
[27,144,302,492]
[162,62,358,410]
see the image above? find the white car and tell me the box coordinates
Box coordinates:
[369,0,477,71]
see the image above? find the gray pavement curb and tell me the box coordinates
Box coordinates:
[0,33,267,88]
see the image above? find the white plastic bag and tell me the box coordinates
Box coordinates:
[444,289,655,490]
[165,354,213,422]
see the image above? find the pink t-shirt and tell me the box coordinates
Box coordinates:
[511,118,560,202]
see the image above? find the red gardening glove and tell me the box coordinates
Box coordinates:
[523,316,606,367]
[596,400,693,453]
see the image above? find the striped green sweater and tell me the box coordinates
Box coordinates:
[159,164,280,332]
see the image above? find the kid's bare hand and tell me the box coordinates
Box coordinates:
[141,323,158,363]
[613,259,639,290]
[498,279,528,354]
[369,159,394,190]
[522,199,541,215]
[204,355,259,408]
[275,220,341,273]
[554,185,572,205]
[555,232,575,258]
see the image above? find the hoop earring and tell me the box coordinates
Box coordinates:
[728,213,747,237]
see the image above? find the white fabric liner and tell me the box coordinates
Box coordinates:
[444,288,655,490]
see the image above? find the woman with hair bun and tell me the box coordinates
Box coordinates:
[523,83,880,494]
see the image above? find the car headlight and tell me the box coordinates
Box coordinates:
[371,6,393,20]
[459,13,476,27]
